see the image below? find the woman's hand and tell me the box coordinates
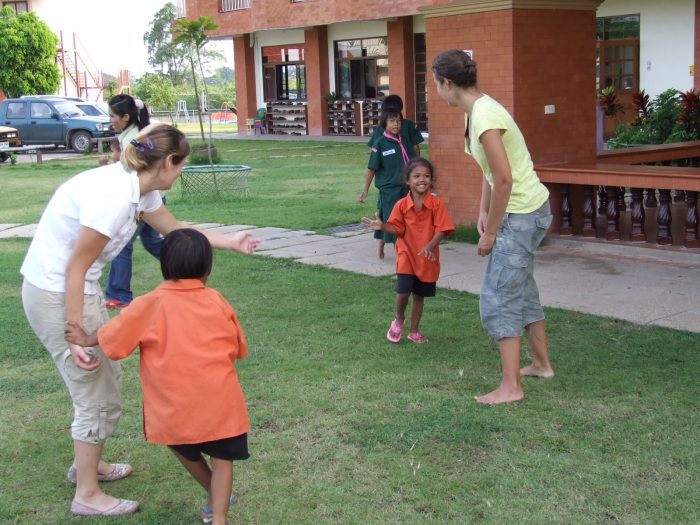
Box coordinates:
[477,232,496,257]
[477,212,488,235]
[229,230,260,254]
[69,342,102,371]
[362,214,383,231]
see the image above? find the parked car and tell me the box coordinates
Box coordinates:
[76,102,110,117]
[0,124,21,163]
[0,97,114,153]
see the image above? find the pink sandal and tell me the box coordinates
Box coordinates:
[407,331,428,344]
[386,319,403,343]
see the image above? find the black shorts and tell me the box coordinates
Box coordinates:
[169,433,250,462]
[395,274,436,297]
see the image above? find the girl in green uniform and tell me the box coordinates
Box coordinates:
[360,108,416,258]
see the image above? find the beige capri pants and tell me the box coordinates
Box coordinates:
[22,280,122,444]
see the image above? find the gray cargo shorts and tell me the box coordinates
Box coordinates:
[479,201,552,340]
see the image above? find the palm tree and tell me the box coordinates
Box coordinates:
[171,16,219,153]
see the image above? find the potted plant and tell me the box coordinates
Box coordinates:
[598,86,624,141]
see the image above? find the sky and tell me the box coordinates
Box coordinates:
[37,0,234,78]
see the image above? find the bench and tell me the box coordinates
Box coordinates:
[535,162,700,247]
[0,145,54,164]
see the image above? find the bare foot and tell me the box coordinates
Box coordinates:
[520,365,554,378]
[377,241,385,259]
[474,386,524,405]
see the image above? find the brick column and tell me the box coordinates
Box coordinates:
[695,0,700,90]
[234,35,257,136]
[422,1,601,226]
[304,26,330,136]
[387,17,415,120]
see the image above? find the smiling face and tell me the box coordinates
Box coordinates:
[407,164,432,196]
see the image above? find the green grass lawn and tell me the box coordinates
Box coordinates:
[0,140,698,524]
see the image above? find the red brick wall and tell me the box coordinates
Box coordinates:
[234,35,257,135]
[696,0,700,90]
[188,0,447,38]
[305,26,330,136]
[387,17,416,120]
[426,8,597,226]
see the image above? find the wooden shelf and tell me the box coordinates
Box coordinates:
[266,101,308,135]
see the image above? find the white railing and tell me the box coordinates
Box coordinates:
[221,0,251,11]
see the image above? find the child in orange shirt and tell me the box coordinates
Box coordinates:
[66,228,248,525]
[363,158,455,344]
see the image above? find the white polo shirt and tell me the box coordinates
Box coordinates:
[20,162,163,294]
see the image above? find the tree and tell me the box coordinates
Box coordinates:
[144,3,188,86]
[133,73,176,123]
[0,7,61,98]
[171,15,219,147]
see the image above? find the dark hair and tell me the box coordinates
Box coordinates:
[121,123,190,172]
[381,94,404,113]
[109,94,150,131]
[160,228,213,280]
[379,108,402,130]
[404,157,435,184]
[432,49,477,89]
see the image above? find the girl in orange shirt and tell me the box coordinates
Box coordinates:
[66,228,248,525]
[363,158,455,344]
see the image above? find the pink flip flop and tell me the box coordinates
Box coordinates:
[386,319,403,343]
[407,331,428,344]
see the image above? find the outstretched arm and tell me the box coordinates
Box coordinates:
[362,213,399,236]
[143,205,260,254]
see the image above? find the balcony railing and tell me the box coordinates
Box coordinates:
[221,0,250,11]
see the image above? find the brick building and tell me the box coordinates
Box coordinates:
[181,0,700,225]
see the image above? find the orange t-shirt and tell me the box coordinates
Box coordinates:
[97,279,249,445]
[387,192,455,283]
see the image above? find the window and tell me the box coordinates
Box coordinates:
[334,38,389,100]
[221,0,250,12]
[262,45,306,101]
[30,103,53,119]
[1,1,29,12]
[6,102,26,119]
[596,14,640,92]
[175,0,186,18]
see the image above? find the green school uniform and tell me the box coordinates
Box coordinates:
[367,119,424,151]
[368,133,416,243]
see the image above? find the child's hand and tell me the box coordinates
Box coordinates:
[98,156,110,166]
[362,214,383,231]
[418,246,437,262]
[65,321,89,347]
[358,190,367,204]
[229,230,260,255]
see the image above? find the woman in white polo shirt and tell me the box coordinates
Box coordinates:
[432,49,555,406]
[20,123,258,516]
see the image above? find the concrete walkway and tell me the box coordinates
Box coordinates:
[2,222,698,334]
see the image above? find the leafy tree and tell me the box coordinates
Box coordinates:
[0,7,61,98]
[133,73,176,123]
[145,4,222,89]
[171,15,219,148]
[144,3,188,86]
